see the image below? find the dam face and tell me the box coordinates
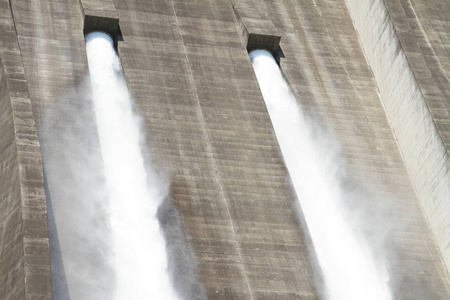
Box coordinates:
[1,0,450,299]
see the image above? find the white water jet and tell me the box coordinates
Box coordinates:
[250,50,391,300]
[85,32,178,300]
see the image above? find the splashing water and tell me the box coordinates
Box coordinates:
[85,32,178,300]
[250,50,391,300]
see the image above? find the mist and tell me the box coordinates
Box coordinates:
[39,32,182,299]
[86,32,177,299]
[40,77,114,299]
[250,49,393,300]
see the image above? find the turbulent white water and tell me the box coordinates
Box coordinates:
[250,50,391,300]
[85,32,178,300]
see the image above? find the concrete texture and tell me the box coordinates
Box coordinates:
[0,0,52,299]
[232,0,281,56]
[260,1,450,298]
[347,0,450,282]
[80,0,119,37]
[0,0,450,299]
[114,1,316,298]
[390,0,450,274]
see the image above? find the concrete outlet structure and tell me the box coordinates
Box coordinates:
[1,0,450,299]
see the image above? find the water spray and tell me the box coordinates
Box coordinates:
[250,49,391,300]
[86,32,178,300]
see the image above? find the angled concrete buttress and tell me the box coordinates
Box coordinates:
[0,2,52,299]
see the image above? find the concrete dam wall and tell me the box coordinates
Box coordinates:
[1,0,450,299]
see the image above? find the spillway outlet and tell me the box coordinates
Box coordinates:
[246,33,280,53]
[83,16,123,47]
[247,33,285,65]
[231,3,283,63]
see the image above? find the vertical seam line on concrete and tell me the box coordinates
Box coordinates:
[384,0,450,282]
[5,0,29,295]
[6,0,52,296]
[310,0,377,143]
[167,1,254,298]
[406,0,450,87]
[345,0,450,280]
[403,0,450,286]
[385,0,450,148]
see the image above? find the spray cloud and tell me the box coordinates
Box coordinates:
[250,49,392,300]
[84,32,178,299]
[40,31,182,299]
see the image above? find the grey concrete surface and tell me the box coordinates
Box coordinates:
[347,0,450,289]
[114,0,316,298]
[259,0,450,298]
[390,0,450,274]
[0,0,51,299]
[232,0,281,55]
[80,0,119,36]
[1,0,450,299]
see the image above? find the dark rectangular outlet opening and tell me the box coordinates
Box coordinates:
[83,15,122,47]
[246,33,284,64]
[247,33,280,55]
[231,3,283,64]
